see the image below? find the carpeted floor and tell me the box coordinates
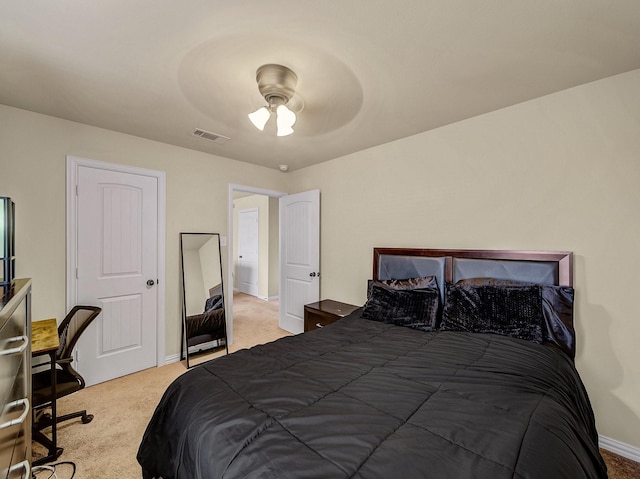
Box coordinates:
[32,293,639,478]
[187,290,289,366]
[32,292,288,478]
[600,448,640,479]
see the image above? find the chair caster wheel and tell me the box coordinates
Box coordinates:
[82,414,94,424]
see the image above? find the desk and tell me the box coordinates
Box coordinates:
[31,318,62,465]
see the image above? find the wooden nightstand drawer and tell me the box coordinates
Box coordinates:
[304,300,359,332]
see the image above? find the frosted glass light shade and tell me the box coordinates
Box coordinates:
[276,104,296,137]
[248,106,270,131]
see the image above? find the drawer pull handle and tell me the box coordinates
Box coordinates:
[315,323,324,328]
[6,459,31,478]
[0,335,28,356]
[0,398,30,430]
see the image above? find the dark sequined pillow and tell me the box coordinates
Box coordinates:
[455,278,575,358]
[367,276,438,299]
[441,283,544,343]
[363,283,440,332]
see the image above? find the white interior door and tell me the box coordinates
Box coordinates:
[238,208,259,297]
[75,165,158,386]
[279,190,320,334]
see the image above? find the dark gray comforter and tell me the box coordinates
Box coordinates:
[138,311,607,478]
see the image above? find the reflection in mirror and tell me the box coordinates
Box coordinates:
[180,232,228,368]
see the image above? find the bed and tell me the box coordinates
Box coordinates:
[138,248,607,478]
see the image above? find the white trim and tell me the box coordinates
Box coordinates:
[227,184,286,345]
[164,353,181,365]
[599,434,640,463]
[66,155,167,369]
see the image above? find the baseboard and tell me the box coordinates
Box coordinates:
[267,295,279,302]
[599,435,640,463]
[164,353,181,365]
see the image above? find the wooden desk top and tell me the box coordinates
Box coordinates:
[32,318,60,355]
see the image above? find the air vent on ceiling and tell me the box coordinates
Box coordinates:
[192,128,230,144]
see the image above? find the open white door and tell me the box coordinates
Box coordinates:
[279,190,320,334]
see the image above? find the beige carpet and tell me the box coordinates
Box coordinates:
[32,294,640,478]
[32,292,289,478]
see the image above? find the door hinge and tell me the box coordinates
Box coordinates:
[76,267,78,279]
[75,184,79,196]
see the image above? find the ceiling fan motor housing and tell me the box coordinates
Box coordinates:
[256,64,297,106]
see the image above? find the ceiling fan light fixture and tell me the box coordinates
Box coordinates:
[276,104,296,136]
[249,64,299,136]
[248,106,270,131]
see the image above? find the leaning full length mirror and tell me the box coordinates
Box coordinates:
[180,232,228,368]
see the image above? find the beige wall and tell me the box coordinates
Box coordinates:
[199,235,222,298]
[291,69,640,448]
[0,104,288,357]
[182,248,205,316]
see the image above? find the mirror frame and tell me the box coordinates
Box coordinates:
[179,232,228,368]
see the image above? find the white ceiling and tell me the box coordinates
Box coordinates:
[2,1,640,172]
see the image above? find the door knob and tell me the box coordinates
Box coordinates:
[147,279,155,286]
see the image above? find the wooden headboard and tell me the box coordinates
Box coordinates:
[373,248,573,289]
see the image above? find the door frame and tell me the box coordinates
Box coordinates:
[66,155,167,367]
[227,184,286,345]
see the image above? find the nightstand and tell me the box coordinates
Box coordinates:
[304,299,360,332]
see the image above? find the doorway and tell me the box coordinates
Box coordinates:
[227,184,320,344]
[228,186,284,345]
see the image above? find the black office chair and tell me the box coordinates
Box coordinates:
[32,305,102,431]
